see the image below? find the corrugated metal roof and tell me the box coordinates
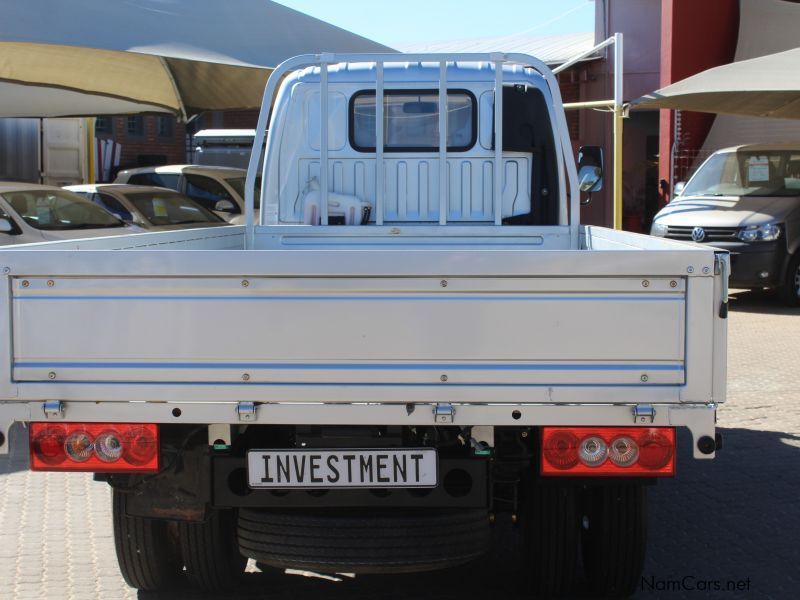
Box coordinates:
[397,32,599,66]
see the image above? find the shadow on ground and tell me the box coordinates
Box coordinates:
[728,288,800,315]
[130,427,799,600]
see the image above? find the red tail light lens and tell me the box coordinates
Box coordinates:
[31,425,67,466]
[542,427,675,476]
[30,423,159,472]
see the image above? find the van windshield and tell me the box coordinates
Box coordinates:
[682,150,800,198]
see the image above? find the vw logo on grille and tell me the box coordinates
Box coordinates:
[691,227,706,242]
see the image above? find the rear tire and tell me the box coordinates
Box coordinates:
[779,253,800,306]
[112,489,180,591]
[179,508,247,592]
[237,508,490,574]
[581,483,647,598]
[523,483,580,597]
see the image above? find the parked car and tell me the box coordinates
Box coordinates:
[0,182,144,245]
[651,144,800,305]
[114,165,260,224]
[65,184,228,231]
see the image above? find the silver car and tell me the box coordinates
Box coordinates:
[0,182,144,246]
[66,184,227,231]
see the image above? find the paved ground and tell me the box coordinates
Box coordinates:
[1,289,798,600]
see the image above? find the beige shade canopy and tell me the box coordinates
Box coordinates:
[0,42,271,118]
[633,47,800,119]
[0,0,394,119]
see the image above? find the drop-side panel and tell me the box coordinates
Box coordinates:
[12,276,686,387]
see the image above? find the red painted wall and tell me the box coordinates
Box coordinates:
[658,0,739,202]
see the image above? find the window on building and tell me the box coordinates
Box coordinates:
[126,116,144,137]
[351,90,476,152]
[95,117,114,137]
[156,116,174,139]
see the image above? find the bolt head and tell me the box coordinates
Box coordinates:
[241,280,250,287]
[440,374,448,382]
[440,280,448,287]
[48,372,56,380]
[21,280,29,288]
[640,374,649,382]
[242,373,251,381]
[642,280,650,288]
[687,266,694,273]
[670,280,677,288]
[703,266,710,274]
[47,280,55,287]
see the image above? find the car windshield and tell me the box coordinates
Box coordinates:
[124,191,224,226]
[225,176,262,209]
[682,150,800,198]
[2,190,125,230]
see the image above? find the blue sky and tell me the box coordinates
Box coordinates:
[274,0,595,48]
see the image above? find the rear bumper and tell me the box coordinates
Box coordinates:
[0,399,719,459]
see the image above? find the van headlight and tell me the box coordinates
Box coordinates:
[737,223,781,242]
[650,222,668,237]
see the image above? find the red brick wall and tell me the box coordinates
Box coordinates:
[98,115,187,178]
[557,70,581,140]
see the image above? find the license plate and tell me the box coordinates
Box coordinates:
[247,448,438,489]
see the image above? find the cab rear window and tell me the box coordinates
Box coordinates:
[350,89,476,152]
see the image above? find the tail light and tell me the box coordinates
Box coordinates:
[30,423,159,472]
[541,427,675,476]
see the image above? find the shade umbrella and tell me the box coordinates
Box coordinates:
[633,47,800,119]
[0,0,394,119]
[0,42,272,119]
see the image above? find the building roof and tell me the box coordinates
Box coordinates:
[397,32,600,66]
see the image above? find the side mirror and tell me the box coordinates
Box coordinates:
[673,181,686,197]
[577,146,604,195]
[215,200,235,212]
[0,218,14,233]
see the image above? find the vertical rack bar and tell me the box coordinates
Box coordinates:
[375,61,385,225]
[438,60,448,225]
[493,59,503,225]
[320,60,329,225]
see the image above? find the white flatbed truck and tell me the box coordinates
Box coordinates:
[0,53,727,597]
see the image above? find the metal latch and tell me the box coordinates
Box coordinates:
[42,401,64,420]
[433,403,455,424]
[236,402,257,422]
[632,404,656,424]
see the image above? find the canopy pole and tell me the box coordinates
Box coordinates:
[159,57,188,122]
[612,33,624,231]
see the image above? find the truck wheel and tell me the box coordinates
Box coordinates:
[179,508,247,592]
[523,483,580,597]
[779,253,800,306]
[112,489,180,591]
[581,483,647,598]
[237,508,490,574]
